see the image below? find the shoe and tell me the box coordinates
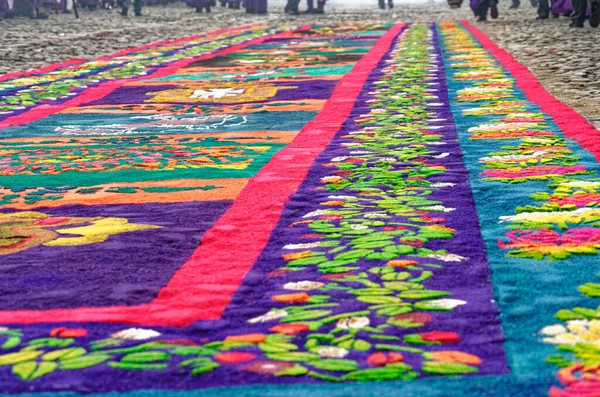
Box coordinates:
[535,15,548,19]
[590,0,600,27]
[35,10,48,18]
[120,6,128,15]
[388,0,394,8]
[314,5,324,12]
[509,4,518,8]
[490,3,498,18]
[551,12,559,17]
[569,21,584,27]
[563,11,572,16]
[284,6,298,14]
[476,16,486,21]
[134,11,141,15]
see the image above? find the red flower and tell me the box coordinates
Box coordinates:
[50,327,88,338]
[419,331,460,344]
[367,352,404,367]
[215,352,256,364]
[394,312,433,325]
[272,292,310,304]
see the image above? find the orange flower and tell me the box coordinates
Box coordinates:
[225,334,267,344]
[387,260,418,268]
[282,251,312,261]
[270,323,310,335]
[290,220,314,227]
[50,327,88,338]
[430,350,482,365]
[272,292,310,303]
[321,201,345,207]
[215,352,256,364]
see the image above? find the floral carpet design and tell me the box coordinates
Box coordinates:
[1,21,600,397]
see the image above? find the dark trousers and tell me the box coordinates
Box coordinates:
[477,0,496,18]
[123,0,141,13]
[537,0,550,16]
[571,0,587,22]
[512,0,520,6]
[285,0,300,10]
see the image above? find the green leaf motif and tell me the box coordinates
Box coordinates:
[421,361,478,375]
[12,361,37,380]
[266,352,320,362]
[60,354,111,370]
[122,351,171,363]
[0,351,42,366]
[579,283,600,298]
[309,359,358,372]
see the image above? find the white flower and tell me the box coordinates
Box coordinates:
[431,182,455,188]
[422,205,455,213]
[0,327,9,332]
[283,242,320,250]
[377,157,397,163]
[111,328,161,340]
[427,253,468,262]
[303,209,331,218]
[330,156,349,162]
[336,317,370,329]
[539,324,568,336]
[363,213,388,218]
[540,319,600,346]
[350,224,369,230]
[317,346,349,358]
[422,299,467,310]
[328,195,357,201]
[433,153,450,159]
[480,151,547,163]
[283,281,324,291]
[247,310,288,324]
[499,207,600,224]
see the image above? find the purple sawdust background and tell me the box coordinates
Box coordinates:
[0,201,232,310]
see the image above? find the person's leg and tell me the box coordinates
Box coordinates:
[133,0,141,15]
[284,0,299,12]
[537,0,550,17]
[590,0,600,27]
[121,0,129,15]
[570,0,586,25]
[477,0,490,20]
[490,0,498,17]
[510,0,520,8]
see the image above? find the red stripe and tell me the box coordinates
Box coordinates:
[0,23,405,327]
[462,21,600,161]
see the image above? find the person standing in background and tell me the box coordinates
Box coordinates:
[246,0,266,13]
[306,0,324,13]
[570,0,599,26]
[379,0,393,9]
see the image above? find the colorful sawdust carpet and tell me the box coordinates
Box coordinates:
[0,21,599,396]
